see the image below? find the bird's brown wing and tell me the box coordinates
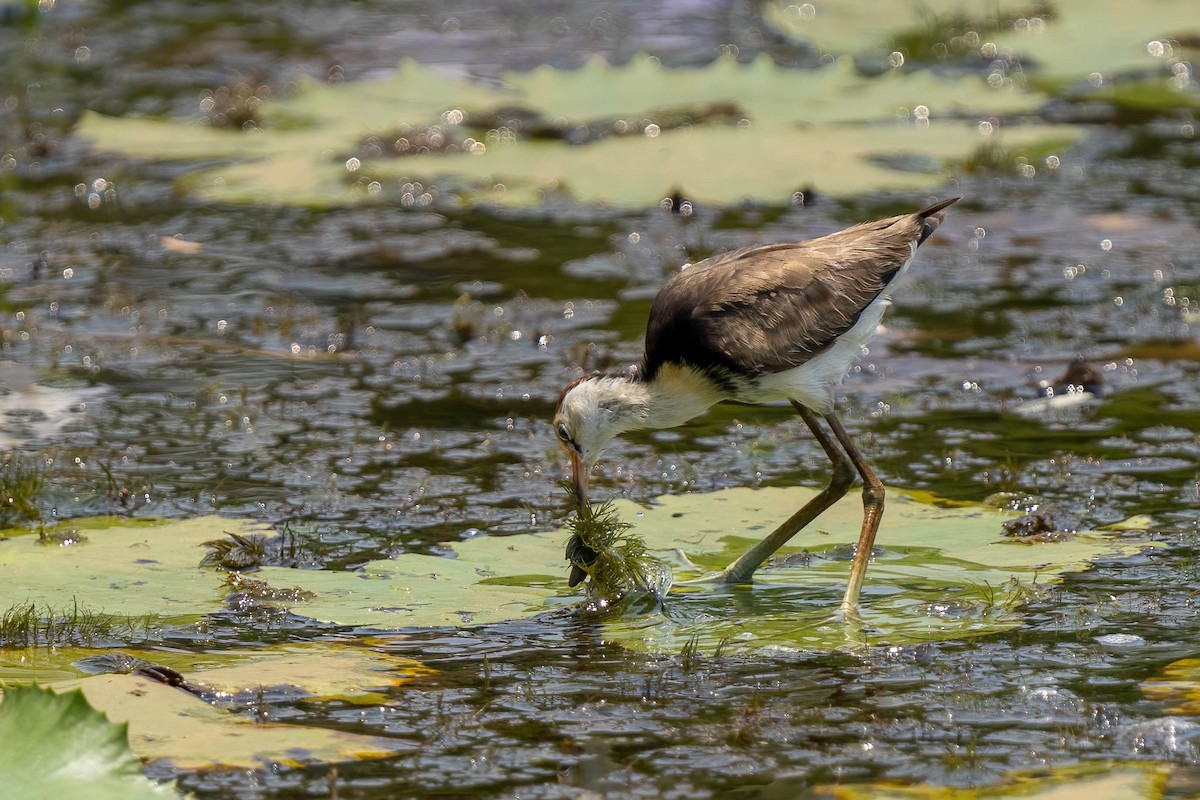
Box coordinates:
[643,200,955,379]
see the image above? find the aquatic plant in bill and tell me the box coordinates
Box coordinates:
[564,490,673,602]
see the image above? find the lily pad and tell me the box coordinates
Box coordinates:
[0,684,178,799]
[251,487,1155,653]
[804,760,1172,799]
[42,673,412,770]
[765,0,1198,82]
[184,642,433,705]
[0,516,272,623]
[76,55,1072,208]
[1,642,431,703]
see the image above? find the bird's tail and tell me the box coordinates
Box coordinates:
[917,196,961,244]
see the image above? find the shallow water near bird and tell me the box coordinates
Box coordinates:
[3,0,1200,796]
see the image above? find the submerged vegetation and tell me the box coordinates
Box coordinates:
[0,601,154,648]
[0,454,44,529]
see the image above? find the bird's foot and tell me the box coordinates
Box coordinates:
[675,565,754,586]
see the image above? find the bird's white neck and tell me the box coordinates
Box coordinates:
[594,364,725,434]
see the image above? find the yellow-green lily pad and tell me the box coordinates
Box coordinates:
[252,487,1155,653]
[805,760,1172,799]
[76,55,1071,209]
[0,642,431,704]
[184,642,432,705]
[0,516,271,623]
[42,672,412,770]
[765,0,1197,83]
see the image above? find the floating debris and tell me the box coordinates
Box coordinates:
[1001,508,1081,541]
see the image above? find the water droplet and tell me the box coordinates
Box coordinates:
[1100,239,1112,251]
[888,51,904,68]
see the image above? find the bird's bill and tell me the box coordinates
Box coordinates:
[569,452,589,510]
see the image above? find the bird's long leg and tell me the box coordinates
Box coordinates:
[717,402,855,584]
[824,412,884,612]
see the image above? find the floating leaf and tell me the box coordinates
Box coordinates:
[76,55,1070,208]
[184,642,432,705]
[0,516,272,623]
[251,487,1156,653]
[0,684,178,799]
[45,672,412,770]
[805,760,1172,799]
[763,0,1197,83]
[2,642,430,702]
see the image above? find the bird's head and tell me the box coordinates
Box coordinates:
[553,372,646,508]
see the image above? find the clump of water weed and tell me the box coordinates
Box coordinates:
[201,523,304,570]
[563,486,672,602]
[890,2,1055,65]
[0,601,154,647]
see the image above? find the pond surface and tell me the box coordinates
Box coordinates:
[2,1,1200,797]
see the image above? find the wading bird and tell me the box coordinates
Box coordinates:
[554,197,959,610]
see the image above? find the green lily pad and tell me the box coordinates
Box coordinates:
[252,487,1154,653]
[765,0,1197,83]
[76,55,1071,208]
[0,516,271,623]
[41,673,412,770]
[804,760,1172,799]
[0,684,179,799]
[0,500,1156,654]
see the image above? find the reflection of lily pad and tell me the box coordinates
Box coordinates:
[1143,657,1200,714]
[805,761,1171,799]
[253,487,1154,653]
[76,55,1071,208]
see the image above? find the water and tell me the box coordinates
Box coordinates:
[3,1,1200,797]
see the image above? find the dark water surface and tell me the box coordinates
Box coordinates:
[3,1,1200,797]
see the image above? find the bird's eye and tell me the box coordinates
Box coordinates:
[556,423,571,442]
